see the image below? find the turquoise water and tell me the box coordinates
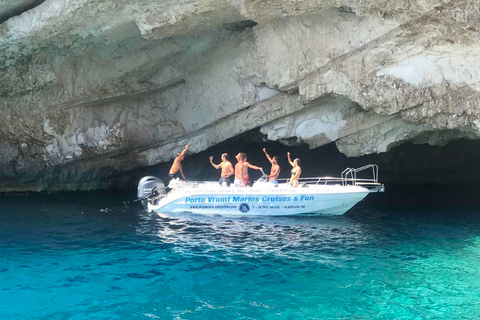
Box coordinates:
[1,187,480,319]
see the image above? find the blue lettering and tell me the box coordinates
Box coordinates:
[232,196,259,202]
[207,197,231,203]
[261,196,292,202]
[185,197,205,203]
[300,195,314,201]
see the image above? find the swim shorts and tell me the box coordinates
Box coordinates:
[234,178,244,187]
[219,177,231,187]
[169,172,180,180]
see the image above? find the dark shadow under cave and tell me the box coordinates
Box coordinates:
[115,129,480,190]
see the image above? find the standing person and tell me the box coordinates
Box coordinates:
[209,153,234,186]
[169,144,189,181]
[287,151,302,187]
[240,153,262,187]
[234,153,246,187]
[262,148,280,187]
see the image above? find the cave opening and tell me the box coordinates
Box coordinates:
[121,129,480,189]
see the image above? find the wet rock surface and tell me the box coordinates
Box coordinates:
[1,0,480,191]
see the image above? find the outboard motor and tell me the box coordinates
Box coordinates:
[137,176,166,210]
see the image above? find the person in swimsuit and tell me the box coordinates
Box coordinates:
[263,148,280,187]
[168,144,189,181]
[234,153,246,187]
[239,153,262,187]
[210,153,234,186]
[287,152,302,187]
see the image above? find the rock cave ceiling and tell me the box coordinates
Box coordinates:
[0,0,479,190]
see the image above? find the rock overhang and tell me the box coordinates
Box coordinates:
[1,0,480,190]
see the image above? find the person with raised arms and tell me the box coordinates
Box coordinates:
[209,153,234,187]
[169,144,189,181]
[240,153,262,187]
[262,148,280,187]
[287,151,302,187]
[234,153,246,187]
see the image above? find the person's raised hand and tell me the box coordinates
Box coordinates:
[185,145,189,149]
[209,156,213,161]
[263,148,266,152]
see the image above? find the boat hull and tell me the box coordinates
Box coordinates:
[148,184,369,216]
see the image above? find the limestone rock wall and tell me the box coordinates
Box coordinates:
[1,0,480,190]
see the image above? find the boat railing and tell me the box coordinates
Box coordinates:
[270,164,382,191]
[169,165,383,192]
[341,164,379,186]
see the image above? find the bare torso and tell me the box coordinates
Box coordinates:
[235,162,244,180]
[270,164,280,181]
[221,161,234,178]
[169,158,182,174]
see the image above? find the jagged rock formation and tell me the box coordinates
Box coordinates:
[0,0,479,191]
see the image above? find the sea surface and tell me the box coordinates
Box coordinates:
[1,186,480,319]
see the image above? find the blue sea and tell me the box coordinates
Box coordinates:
[1,187,480,319]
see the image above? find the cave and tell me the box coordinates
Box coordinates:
[115,130,480,191]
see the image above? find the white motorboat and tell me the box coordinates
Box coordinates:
[137,165,384,216]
